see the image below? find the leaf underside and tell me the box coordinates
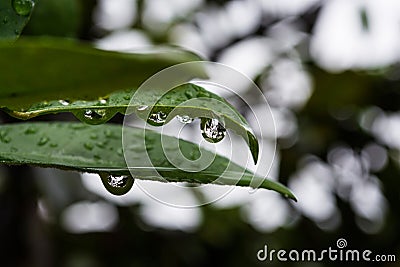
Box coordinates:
[0,122,296,201]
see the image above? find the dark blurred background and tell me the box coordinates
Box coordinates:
[1,0,400,266]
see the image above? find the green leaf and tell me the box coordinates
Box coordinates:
[23,0,82,38]
[0,37,206,110]
[2,83,259,163]
[0,0,35,40]
[0,122,296,201]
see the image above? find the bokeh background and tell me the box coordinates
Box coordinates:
[1,0,400,266]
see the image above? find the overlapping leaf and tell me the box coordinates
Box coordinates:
[0,122,296,200]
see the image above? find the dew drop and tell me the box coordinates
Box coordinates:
[10,147,18,152]
[176,115,193,124]
[12,0,34,16]
[99,99,107,105]
[58,100,70,106]
[200,118,226,143]
[3,16,8,24]
[117,148,123,156]
[104,129,113,138]
[99,173,135,195]
[184,89,195,98]
[137,105,148,111]
[0,130,11,143]
[84,109,104,120]
[50,143,58,148]
[148,111,167,126]
[84,142,94,151]
[2,136,11,143]
[37,136,49,146]
[90,133,98,140]
[96,141,107,148]
[108,175,128,187]
[74,109,112,125]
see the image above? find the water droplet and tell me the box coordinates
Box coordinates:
[185,89,195,98]
[3,16,8,24]
[90,133,98,140]
[123,95,131,101]
[58,100,70,106]
[148,111,167,126]
[117,148,123,156]
[99,173,135,195]
[84,109,104,120]
[137,105,148,111]
[96,141,107,148]
[176,115,193,124]
[74,109,113,125]
[200,118,226,143]
[38,136,49,146]
[99,99,107,105]
[108,175,129,187]
[10,147,18,152]
[50,143,58,148]
[104,129,113,138]
[0,130,10,143]
[24,126,37,134]
[94,154,101,160]
[84,142,94,150]
[12,0,34,16]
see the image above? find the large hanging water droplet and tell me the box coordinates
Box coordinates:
[200,118,226,143]
[108,175,128,187]
[12,0,34,16]
[99,173,135,195]
[148,111,167,126]
[176,115,193,124]
[84,109,104,120]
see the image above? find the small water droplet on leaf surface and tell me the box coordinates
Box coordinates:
[137,105,148,111]
[12,0,34,16]
[58,100,70,106]
[37,136,49,146]
[200,118,226,143]
[176,115,193,124]
[74,109,113,125]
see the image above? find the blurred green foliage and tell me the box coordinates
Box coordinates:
[0,1,399,267]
